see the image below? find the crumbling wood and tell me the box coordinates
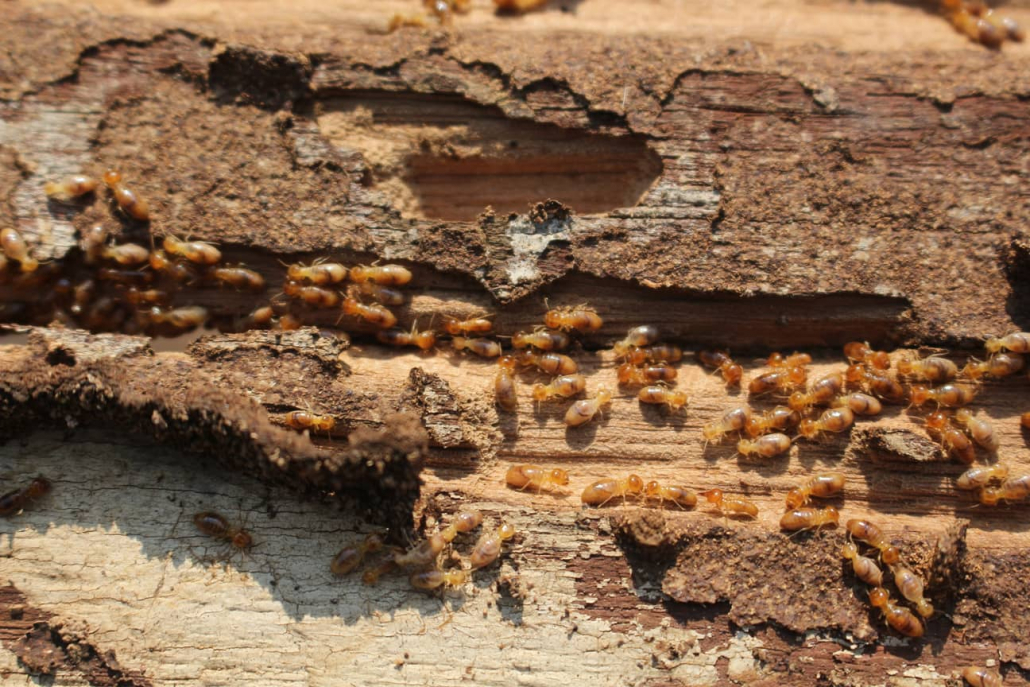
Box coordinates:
[1,0,1030,685]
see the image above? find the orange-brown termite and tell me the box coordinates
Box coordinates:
[342,297,397,329]
[779,506,839,532]
[162,235,221,265]
[452,336,502,358]
[544,305,602,332]
[745,406,801,437]
[79,224,109,263]
[785,472,845,509]
[282,410,336,434]
[787,372,844,412]
[443,315,493,336]
[643,480,697,509]
[0,477,51,517]
[146,305,208,331]
[512,329,570,351]
[44,174,98,200]
[376,324,437,351]
[956,464,1008,490]
[361,558,398,586]
[149,250,199,283]
[581,474,644,507]
[124,287,170,307]
[891,563,933,618]
[349,264,412,286]
[287,260,348,285]
[845,519,901,564]
[953,409,999,452]
[896,353,958,383]
[102,170,150,221]
[841,541,883,586]
[832,392,883,416]
[565,389,613,428]
[924,411,976,463]
[960,353,1024,380]
[495,355,519,411]
[985,332,1030,355]
[699,489,758,518]
[697,350,743,386]
[612,325,659,358]
[469,523,516,569]
[98,243,150,266]
[210,266,266,291]
[353,281,404,306]
[637,385,688,411]
[748,366,807,396]
[330,533,384,576]
[797,407,855,441]
[440,510,484,543]
[394,533,447,569]
[737,433,791,459]
[960,666,1003,687]
[531,374,586,402]
[979,474,1030,505]
[868,587,923,637]
[410,569,470,591]
[0,228,38,272]
[505,464,569,492]
[193,511,253,550]
[845,364,906,401]
[766,352,812,368]
[617,362,676,386]
[285,280,340,308]
[843,341,890,369]
[521,350,579,375]
[702,406,751,445]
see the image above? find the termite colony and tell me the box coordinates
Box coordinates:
[701,345,884,460]
[843,518,932,638]
[9,170,1030,644]
[2,171,268,337]
[329,509,515,594]
[386,0,547,32]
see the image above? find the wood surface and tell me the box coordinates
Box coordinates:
[2,0,1030,685]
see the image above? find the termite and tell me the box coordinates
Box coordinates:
[565,389,613,427]
[44,174,98,200]
[785,472,845,509]
[868,586,923,638]
[0,477,51,517]
[505,464,569,492]
[469,523,516,569]
[330,533,384,576]
[581,474,644,507]
[779,506,839,531]
[698,488,758,518]
[193,511,253,550]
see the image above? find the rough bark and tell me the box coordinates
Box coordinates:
[1,1,1030,685]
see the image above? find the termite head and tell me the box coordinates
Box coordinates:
[232,531,253,549]
[549,468,570,486]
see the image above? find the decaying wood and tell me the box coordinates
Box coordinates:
[2,0,1030,685]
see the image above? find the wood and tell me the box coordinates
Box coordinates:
[2,1,1030,685]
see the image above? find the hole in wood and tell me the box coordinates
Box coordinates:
[314,91,663,221]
